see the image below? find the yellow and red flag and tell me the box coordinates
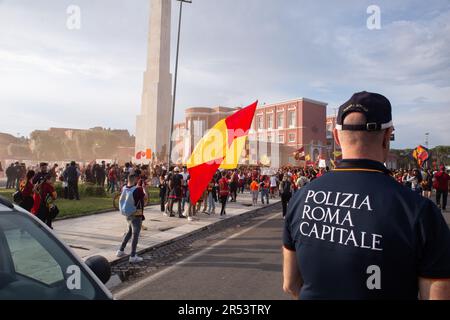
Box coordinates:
[412,145,429,168]
[186,101,258,204]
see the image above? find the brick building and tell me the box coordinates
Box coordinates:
[172,98,329,167]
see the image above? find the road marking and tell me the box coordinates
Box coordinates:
[114,211,281,299]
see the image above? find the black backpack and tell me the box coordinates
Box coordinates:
[13,190,23,204]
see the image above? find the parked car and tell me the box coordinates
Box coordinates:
[0,196,113,300]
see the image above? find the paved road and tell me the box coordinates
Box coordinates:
[115,207,289,300]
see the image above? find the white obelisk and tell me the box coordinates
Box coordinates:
[135,0,172,162]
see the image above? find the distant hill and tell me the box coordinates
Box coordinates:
[0,133,31,159]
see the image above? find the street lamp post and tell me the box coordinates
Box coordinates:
[425,132,430,169]
[168,0,192,166]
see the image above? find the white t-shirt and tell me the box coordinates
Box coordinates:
[270,176,278,187]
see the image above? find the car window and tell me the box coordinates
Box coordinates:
[0,212,101,300]
[5,228,64,285]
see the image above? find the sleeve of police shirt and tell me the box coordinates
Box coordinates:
[417,199,450,278]
[283,200,296,252]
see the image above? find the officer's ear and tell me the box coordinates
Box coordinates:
[333,128,341,147]
[382,128,392,150]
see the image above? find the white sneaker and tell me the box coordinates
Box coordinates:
[188,216,194,221]
[129,255,144,263]
[116,250,126,258]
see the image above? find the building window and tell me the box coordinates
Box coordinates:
[193,120,205,137]
[278,134,285,143]
[326,123,333,139]
[257,116,263,130]
[277,113,284,129]
[288,133,296,143]
[288,111,296,128]
[267,114,273,129]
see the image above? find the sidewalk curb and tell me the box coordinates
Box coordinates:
[54,202,159,221]
[110,200,281,266]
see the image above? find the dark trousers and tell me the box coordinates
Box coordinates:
[281,193,291,218]
[36,204,52,229]
[160,197,166,212]
[436,190,448,210]
[169,198,182,216]
[6,176,14,189]
[68,181,80,200]
[220,195,228,215]
[119,216,142,257]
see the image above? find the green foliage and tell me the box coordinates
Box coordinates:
[54,182,107,198]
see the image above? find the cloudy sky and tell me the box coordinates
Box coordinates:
[0,0,449,148]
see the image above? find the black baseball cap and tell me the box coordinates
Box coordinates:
[336,91,393,131]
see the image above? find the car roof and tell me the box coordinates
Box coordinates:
[0,196,14,212]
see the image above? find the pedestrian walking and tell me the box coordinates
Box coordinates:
[218,172,229,217]
[158,175,167,212]
[116,174,147,263]
[207,179,216,214]
[434,164,449,211]
[250,178,259,206]
[260,176,270,205]
[168,167,184,218]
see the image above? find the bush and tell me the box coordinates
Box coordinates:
[80,183,107,197]
[54,182,107,198]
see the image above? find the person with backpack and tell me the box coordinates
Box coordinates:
[116,174,147,263]
[280,174,293,218]
[218,171,230,218]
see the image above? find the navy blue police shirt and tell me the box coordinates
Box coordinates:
[283,159,450,299]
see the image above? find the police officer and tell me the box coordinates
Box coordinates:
[282,91,450,299]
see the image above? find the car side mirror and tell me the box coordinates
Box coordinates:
[85,255,111,284]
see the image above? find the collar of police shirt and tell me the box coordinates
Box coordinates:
[334,159,391,175]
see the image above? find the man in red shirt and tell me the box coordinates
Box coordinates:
[434,165,449,211]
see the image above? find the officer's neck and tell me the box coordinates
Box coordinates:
[341,149,386,164]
